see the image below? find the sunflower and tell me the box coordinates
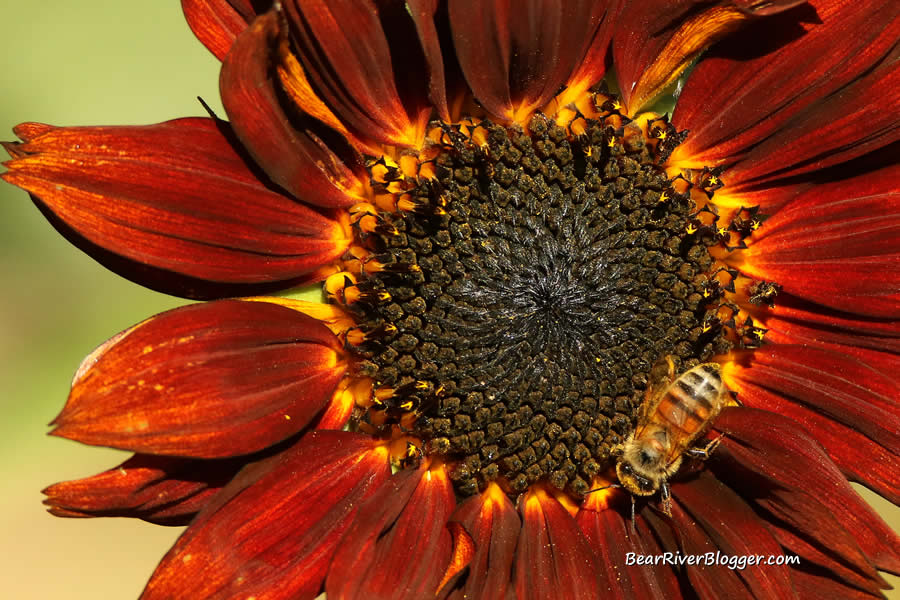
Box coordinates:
[3,0,899,598]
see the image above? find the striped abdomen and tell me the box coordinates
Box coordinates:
[651,363,725,443]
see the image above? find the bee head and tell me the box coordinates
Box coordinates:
[616,461,659,497]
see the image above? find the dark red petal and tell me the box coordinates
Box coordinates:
[557,2,620,106]
[406,0,450,121]
[220,11,366,209]
[181,0,266,60]
[327,463,458,600]
[727,346,900,503]
[673,472,797,599]
[762,294,900,355]
[740,165,900,317]
[448,1,608,122]
[728,52,900,187]
[142,431,390,600]
[614,0,807,114]
[664,501,763,600]
[448,486,519,600]
[672,1,899,169]
[50,300,348,458]
[1,117,349,298]
[728,345,899,457]
[42,454,243,525]
[577,498,681,599]
[712,409,900,578]
[282,0,428,148]
[791,567,888,600]
[515,489,599,600]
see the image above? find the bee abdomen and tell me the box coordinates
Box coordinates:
[657,364,723,436]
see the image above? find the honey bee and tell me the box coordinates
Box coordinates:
[612,359,729,516]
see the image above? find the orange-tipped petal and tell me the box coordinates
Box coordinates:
[42,454,244,525]
[142,431,390,600]
[326,463,458,600]
[1,117,349,299]
[448,0,609,123]
[220,11,366,209]
[726,346,900,504]
[672,1,900,170]
[516,488,600,600]
[740,166,900,318]
[447,484,520,600]
[182,0,260,60]
[614,0,807,114]
[281,0,429,148]
[577,500,681,600]
[50,300,347,458]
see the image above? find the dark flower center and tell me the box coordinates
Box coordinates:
[349,112,732,497]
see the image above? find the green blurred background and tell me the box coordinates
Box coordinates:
[0,2,896,598]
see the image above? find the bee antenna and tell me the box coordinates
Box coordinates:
[586,483,622,494]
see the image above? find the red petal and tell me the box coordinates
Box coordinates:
[515,489,599,600]
[740,165,900,317]
[51,300,348,458]
[447,485,519,600]
[672,1,900,169]
[762,294,900,355]
[727,53,900,187]
[728,345,899,455]
[791,568,888,600]
[713,409,900,578]
[577,500,681,599]
[220,11,366,209]
[142,431,390,600]
[558,2,620,105]
[664,501,765,600]
[181,0,262,60]
[43,454,243,525]
[448,1,608,122]
[673,472,798,599]
[614,0,806,114]
[326,463,458,600]
[281,0,428,148]
[727,346,900,503]
[2,117,349,298]
[406,0,450,122]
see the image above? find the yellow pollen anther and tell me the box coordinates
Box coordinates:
[686,223,698,234]
[607,137,617,148]
[658,192,669,203]
[708,175,719,185]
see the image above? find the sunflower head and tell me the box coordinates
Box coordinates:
[4,1,899,598]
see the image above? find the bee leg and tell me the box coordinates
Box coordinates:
[630,495,637,535]
[686,433,726,460]
[660,483,672,517]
